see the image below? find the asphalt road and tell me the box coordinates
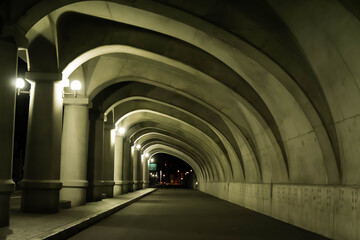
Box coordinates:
[69,189,329,240]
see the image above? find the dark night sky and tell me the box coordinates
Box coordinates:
[151,153,193,178]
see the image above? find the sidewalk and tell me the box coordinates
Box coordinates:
[0,188,157,240]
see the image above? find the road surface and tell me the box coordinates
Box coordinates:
[70,189,329,240]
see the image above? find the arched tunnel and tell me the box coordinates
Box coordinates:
[0,1,360,239]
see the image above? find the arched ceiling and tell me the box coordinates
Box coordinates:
[7,0,360,185]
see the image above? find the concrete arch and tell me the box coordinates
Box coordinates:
[119,111,231,181]
[125,124,217,180]
[3,1,360,238]
[132,129,214,181]
[269,0,360,184]
[145,144,205,182]
[83,50,323,182]
[106,94,256,180]
[20,2,339,184]
[96,79,287,183]
[139,138,206,182]
[78,51,288,183]
[112,98,263,183]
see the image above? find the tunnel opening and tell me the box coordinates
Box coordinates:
[149,153,197,189]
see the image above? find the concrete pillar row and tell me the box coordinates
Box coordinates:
[138,153,144,189]
[21,72,63,213]
[0,40,17,226]
[60,98,89,207]
[132,147,143,190]
[122,139,133,193]
[142,155,149,189]
[113,134,124,195]
[102,124,115,198]
[87,110,105,201]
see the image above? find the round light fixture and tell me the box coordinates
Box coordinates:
[16,78,25,89]
[118,127,125,135]
[145,153,149,158]
[136,144,141,150]
[70,80,82,91]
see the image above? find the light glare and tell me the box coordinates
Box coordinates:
[136,144,141,150]
[118,127,125,135]
[145,153,149,158]
[70,80,82,91]
[16,78,25,89]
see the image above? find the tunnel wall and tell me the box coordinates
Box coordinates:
[185,173,197,189]
[199,182,358,240]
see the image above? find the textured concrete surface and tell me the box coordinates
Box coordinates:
[69,189,329,240]
[201,182,360,239]
[0,189,156,240]
[2,1,360,238]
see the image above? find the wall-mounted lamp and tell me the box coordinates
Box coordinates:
[16,78,30,95]
[63,79,82,98]
[118,127,126,135]
[144,153,149,158]
[136,144,141,150]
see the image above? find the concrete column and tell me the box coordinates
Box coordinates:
[21,72,63,213]
[60,98,89,207]
[122,139,133,193]
[113,134,123,195]
[87,110,104,201]
[132,148,140,190]
[102,124,115,198]
[0,40,17,226]
[137,153,144,190]
[143,156,149,188]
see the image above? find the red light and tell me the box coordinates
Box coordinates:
[165,164,167,166]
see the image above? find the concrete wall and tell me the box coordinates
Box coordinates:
[200,182,359,240]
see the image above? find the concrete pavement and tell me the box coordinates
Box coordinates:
[0,188,156,240]
[70,189,330,240]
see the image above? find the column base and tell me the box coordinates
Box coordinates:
[0,179,15,227]
[60,180,88,207]
[143,181,150,189]
[87,180,104,202]
[133,181,143,191]
[128,181,134,192]
[122,181,133,193]
[102,180,115,198]
[20,179,62,213]
[113,181,123,196]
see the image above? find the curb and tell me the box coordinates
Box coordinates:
[34,188,157,240]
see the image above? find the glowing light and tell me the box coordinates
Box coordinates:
[145,153,149,158]
[181,178,183,180]
[163,174,165,177]
[70,80,82,91]
[196,182,198,185]
[118,127,125,135]
[16,78,25,89]
[177,170,180,173]
[150,158,154,163]
[190,169,192,172]
[136,144,141,150]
